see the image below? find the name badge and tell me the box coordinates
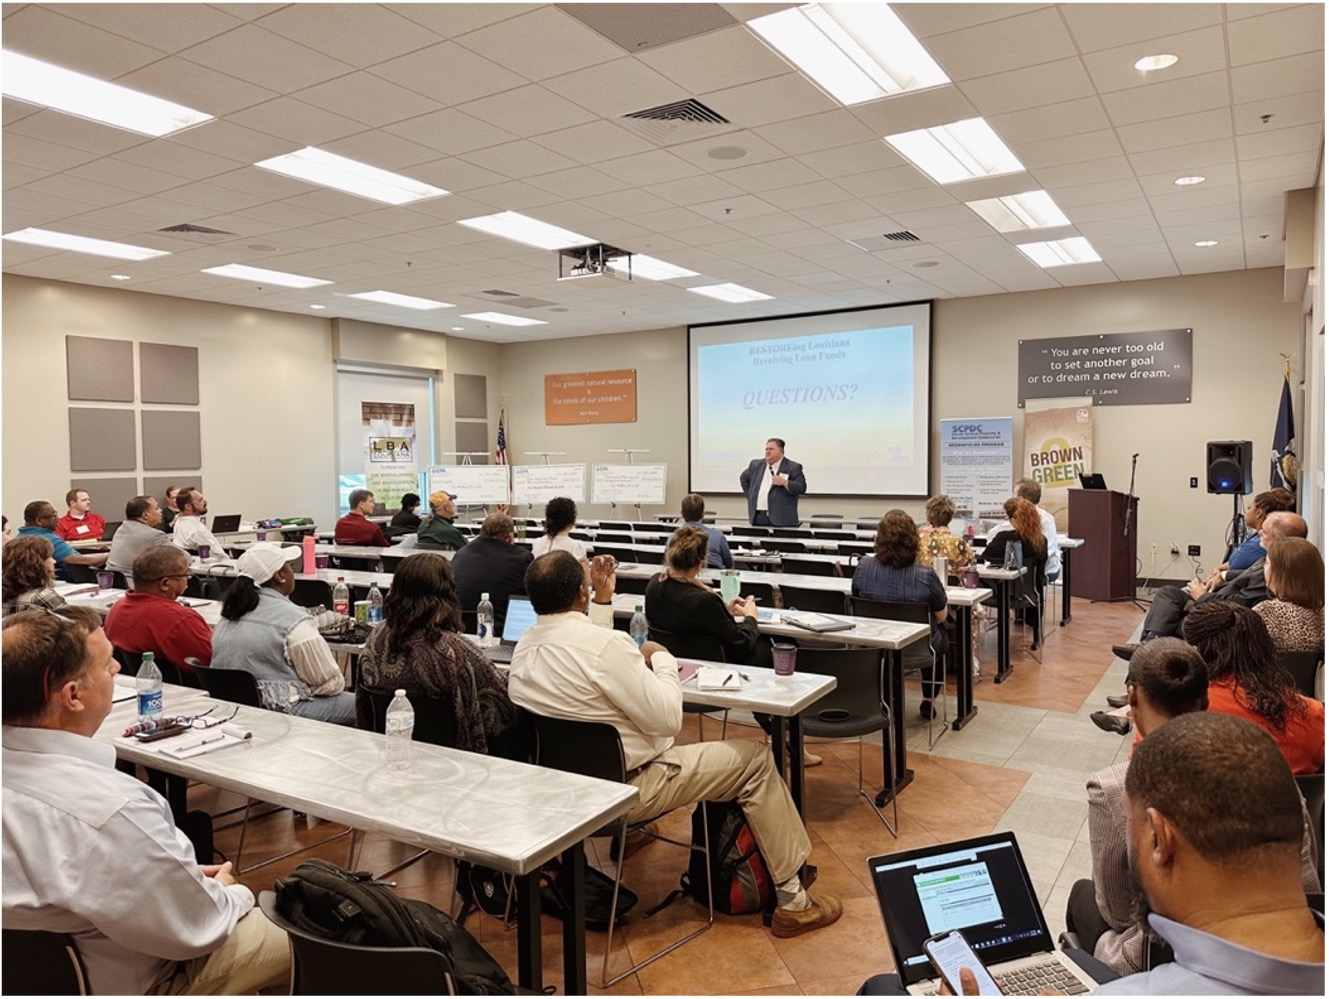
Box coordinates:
[76,524,90,535]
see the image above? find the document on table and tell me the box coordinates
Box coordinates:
[697,666,740,691]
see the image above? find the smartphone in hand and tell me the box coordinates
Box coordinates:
[923,930,1003,996]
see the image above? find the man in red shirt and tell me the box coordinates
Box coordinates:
[56,488,107,541]
[334,488,389,547]
[104,547,212,676]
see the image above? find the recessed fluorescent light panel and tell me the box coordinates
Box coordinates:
[2,50,213,136]
[1194,240,1219,247]
[1134,53,1178,72]
[201,264,332,289]
[1016,237,1102,268]
[687,283,774,304]
[254,147,448,205]
[347,290,453,310]
[748,3,949,106]
[966,190,1071,232]
[884,118,1025,184]
[460,312,548,327]
[1174,175,1206,186]
[456,211,593,251]
[2,227,169,260]
[110,274,132,281]
[607,254,698,280]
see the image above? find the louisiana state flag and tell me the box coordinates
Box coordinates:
[1271,375,1297,491]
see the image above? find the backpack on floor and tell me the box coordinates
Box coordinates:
[649,800,775,916]
[274,859,519,995]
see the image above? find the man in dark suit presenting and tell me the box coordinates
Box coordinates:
[740,438,806,527]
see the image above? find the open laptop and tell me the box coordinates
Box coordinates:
[101,520,122,541]
[484,597,537,664]
[868,832,1098,996]
[1078,473,1107,490]
[209,514,242,533]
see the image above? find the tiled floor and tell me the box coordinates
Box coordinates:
[198,596,1146,995]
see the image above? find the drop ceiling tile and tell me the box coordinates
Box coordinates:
[836,164,935,199]
[3,4,170,76]
[1241,178,1312,202]
[256,3,443,68]
[863,186,962,215]
[370,42,528,106]
[923,8,1077,81]
[459,140,580,181]
[761,180,857,211]
[753,109,880,156]
[116,57,277,118]
[452,6,625,81]
[1083,25,1228,95]
[1059,2,1221,52]
[458,180,564,213]
[20,173,137,209]
[381,109,516,158]
[1,162,44,190]
[672,224,747,247]
[1114,107,1234,153]
[2,97,42,128]
[542,57,687,118]
[5,109,148,156]
[1126,138,1236,176]
[2,132,102,172]
[1229,51,1324,104]
[702,71,837,129]
[1234,122,1324,160]
[727,212,809,237]
[650,173,748,207]
[632,206,720,233]
[178,23,355,92]
[664,131,789,173]
[1143,173,1239,204]
[1227,4,1325,66]
[1234,91,1326,134]
[323,130,447,171]
[638,24,791,93]
[225,96,363,149]
[386,3,540,38]
[1102,71,1230,125]
[847,85,979,137]
[1014,129,1125,169]
[987,97,1113,144]
[457,85,598,140]
[961,58,1097,116]
[293,72,441,128]
[789,199,879,227]
[531,120,656,164]
[688,193,780,223]
[526,166,632,200]
[1053,178,1148,208]
[1151,202,1243,227]
[713,157,823,194]
[1237,149,1320,183]
[597,149,704,186]
[147,180,270,214]
[170,119,308,164]
[890,204,977,229]
[1108,257,1181,281]
[1031,156,1136,190]
[798,140,905,180]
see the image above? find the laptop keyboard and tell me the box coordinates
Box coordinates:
[920,958,1089,996]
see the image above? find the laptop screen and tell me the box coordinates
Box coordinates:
[868,833,1054,985]
[500,597,537,643]
[209,514,242,533]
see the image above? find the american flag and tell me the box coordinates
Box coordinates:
[495,409,508,465]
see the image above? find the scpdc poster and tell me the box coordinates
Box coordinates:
[939,418,1013,519]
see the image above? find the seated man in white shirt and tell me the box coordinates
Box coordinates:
[1,605,289,995]
[170,487,226,558]
[507,551,841,938]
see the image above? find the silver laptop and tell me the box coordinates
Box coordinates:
[484,597,537,664]
[868,832,1098,996]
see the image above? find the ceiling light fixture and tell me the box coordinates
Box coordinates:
[2,50,214,136]
[309,304,326,310]
[201,264,332,289]
[1194,240,1219,247]
[2,227,169,260]
[965,190,1071,232]
[884,118,1025,184]
[254,147,448,205]
[1174,175,1206,186]
[1134,53,1179,72]
[457,211,593,251]
[460,311,548,327]
[347,290,453,310]
[608,254,698,280]
[1016,237,1102,268]
[687,283,774,303]
[109,274,132,281]
[748,3,949,106]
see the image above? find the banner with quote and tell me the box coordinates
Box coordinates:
[545,369,637,425]
[1018,328,1192,407]
[1023,399,1094,532]
[939,418,1014,519]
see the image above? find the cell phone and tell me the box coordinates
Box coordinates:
[923,930,1003,996]
[134,724,190,743]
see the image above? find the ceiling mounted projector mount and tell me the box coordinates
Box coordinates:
[557,242,632,281]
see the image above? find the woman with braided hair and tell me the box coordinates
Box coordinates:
[1182,599,1324,774]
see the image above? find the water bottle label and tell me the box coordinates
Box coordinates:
[368,608,383,624]
[633,633,646,647]
[138,689,162,716]
[478,622,488,640]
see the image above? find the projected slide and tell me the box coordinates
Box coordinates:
[689,303,931,498]
[916,862,1004,935]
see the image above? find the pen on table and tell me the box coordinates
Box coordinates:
[181,734,226,750]
[722,673,733,687]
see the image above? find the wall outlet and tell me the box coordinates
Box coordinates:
[1170,544,1180,555]
[1190,477,1198,488]
[1150,542,1158,558]
[1187,544,1201,557]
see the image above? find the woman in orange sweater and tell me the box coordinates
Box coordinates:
[1182,599,1324,775]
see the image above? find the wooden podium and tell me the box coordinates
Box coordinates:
[1068,489,1138,601]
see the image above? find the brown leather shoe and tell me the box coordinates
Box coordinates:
[1111,643,1139,661]
[1091,711,1132,736]
[771,891,843,938]
[1105,694,1129,709]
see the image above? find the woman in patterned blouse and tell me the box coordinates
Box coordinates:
[916,494,974,572]
[1257,537,1324,654]
[1,536,66,618]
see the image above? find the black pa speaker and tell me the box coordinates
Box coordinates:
[1206,440,1252,495]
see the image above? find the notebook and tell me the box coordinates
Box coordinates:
[485,597,537,664]
[209,514,242,533]
[868,832,1098,996]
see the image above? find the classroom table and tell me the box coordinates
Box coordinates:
[1058,537,1085,626]
[96,679,637,995]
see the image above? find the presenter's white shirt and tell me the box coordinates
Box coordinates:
[756,463,777,512]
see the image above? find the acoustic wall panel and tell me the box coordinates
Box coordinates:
[71,477,139,523]
[456,421,490,461]
[141,342,200,404]
[143,476,202,504]
[69,408,137,471]
[142,410,201,470]
[454,373,487,418]
[66,336,134,402]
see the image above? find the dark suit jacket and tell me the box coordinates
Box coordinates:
[450,536,533,633]
[1198,556,1269,609]
[740,457,806,527]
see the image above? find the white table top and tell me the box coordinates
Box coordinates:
[98,680,637,875]
[676,661,836,716]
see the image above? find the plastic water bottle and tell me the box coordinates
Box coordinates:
[332,576,350,617]
[477,592,496,647]
[385,689,414,772]
[136,651,163,721]
[367,582,384,624]
[629,605,649,648]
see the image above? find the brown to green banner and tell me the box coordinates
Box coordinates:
[1024,399,1093,533]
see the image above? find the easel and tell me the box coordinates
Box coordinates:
[606,447,651,521]
[436,451,490,518]
[520,451,566,530]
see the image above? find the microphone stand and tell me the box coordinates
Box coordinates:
[1123,453,1147,611]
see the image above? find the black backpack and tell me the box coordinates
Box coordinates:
[649,801,775,916]
[274,859,520,995]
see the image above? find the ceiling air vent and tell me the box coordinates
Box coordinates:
[847,231,922,252]
[625,98,729,126]
[620,98,733,145]
[159,223,234,235]
[480,289,520,297]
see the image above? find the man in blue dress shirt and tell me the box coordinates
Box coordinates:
[680,493,733,569]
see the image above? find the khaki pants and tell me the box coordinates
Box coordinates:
[629,739,811,884]
[153,908,290,995]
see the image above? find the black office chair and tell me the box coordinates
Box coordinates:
[779,584,848,616]
[594,544,637,563]
[809,514,845,529]
[770,528,813,539]
[63,563,100,584]
[780,555,837,577]
[648,628,730,739]
[1,928,89,995]
[111,645,198,688]
[838,542,871,556]
[598,520,633,531]
[109,569,130,590]
[798,646,897,835]
[633,547,664,565]
[290,578,334,610]
[849,597,948,748]
[1280,650,1324,699]
[763,539,808,554]
[530,715,713,987]
[1295,772,1325,886]
[596,532,634,544]
[615,574,650,595]
[259,891,457,996]
[730,526,771,538]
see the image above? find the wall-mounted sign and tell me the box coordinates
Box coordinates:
[1018,328,1192,407]
[545,369,637,425]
